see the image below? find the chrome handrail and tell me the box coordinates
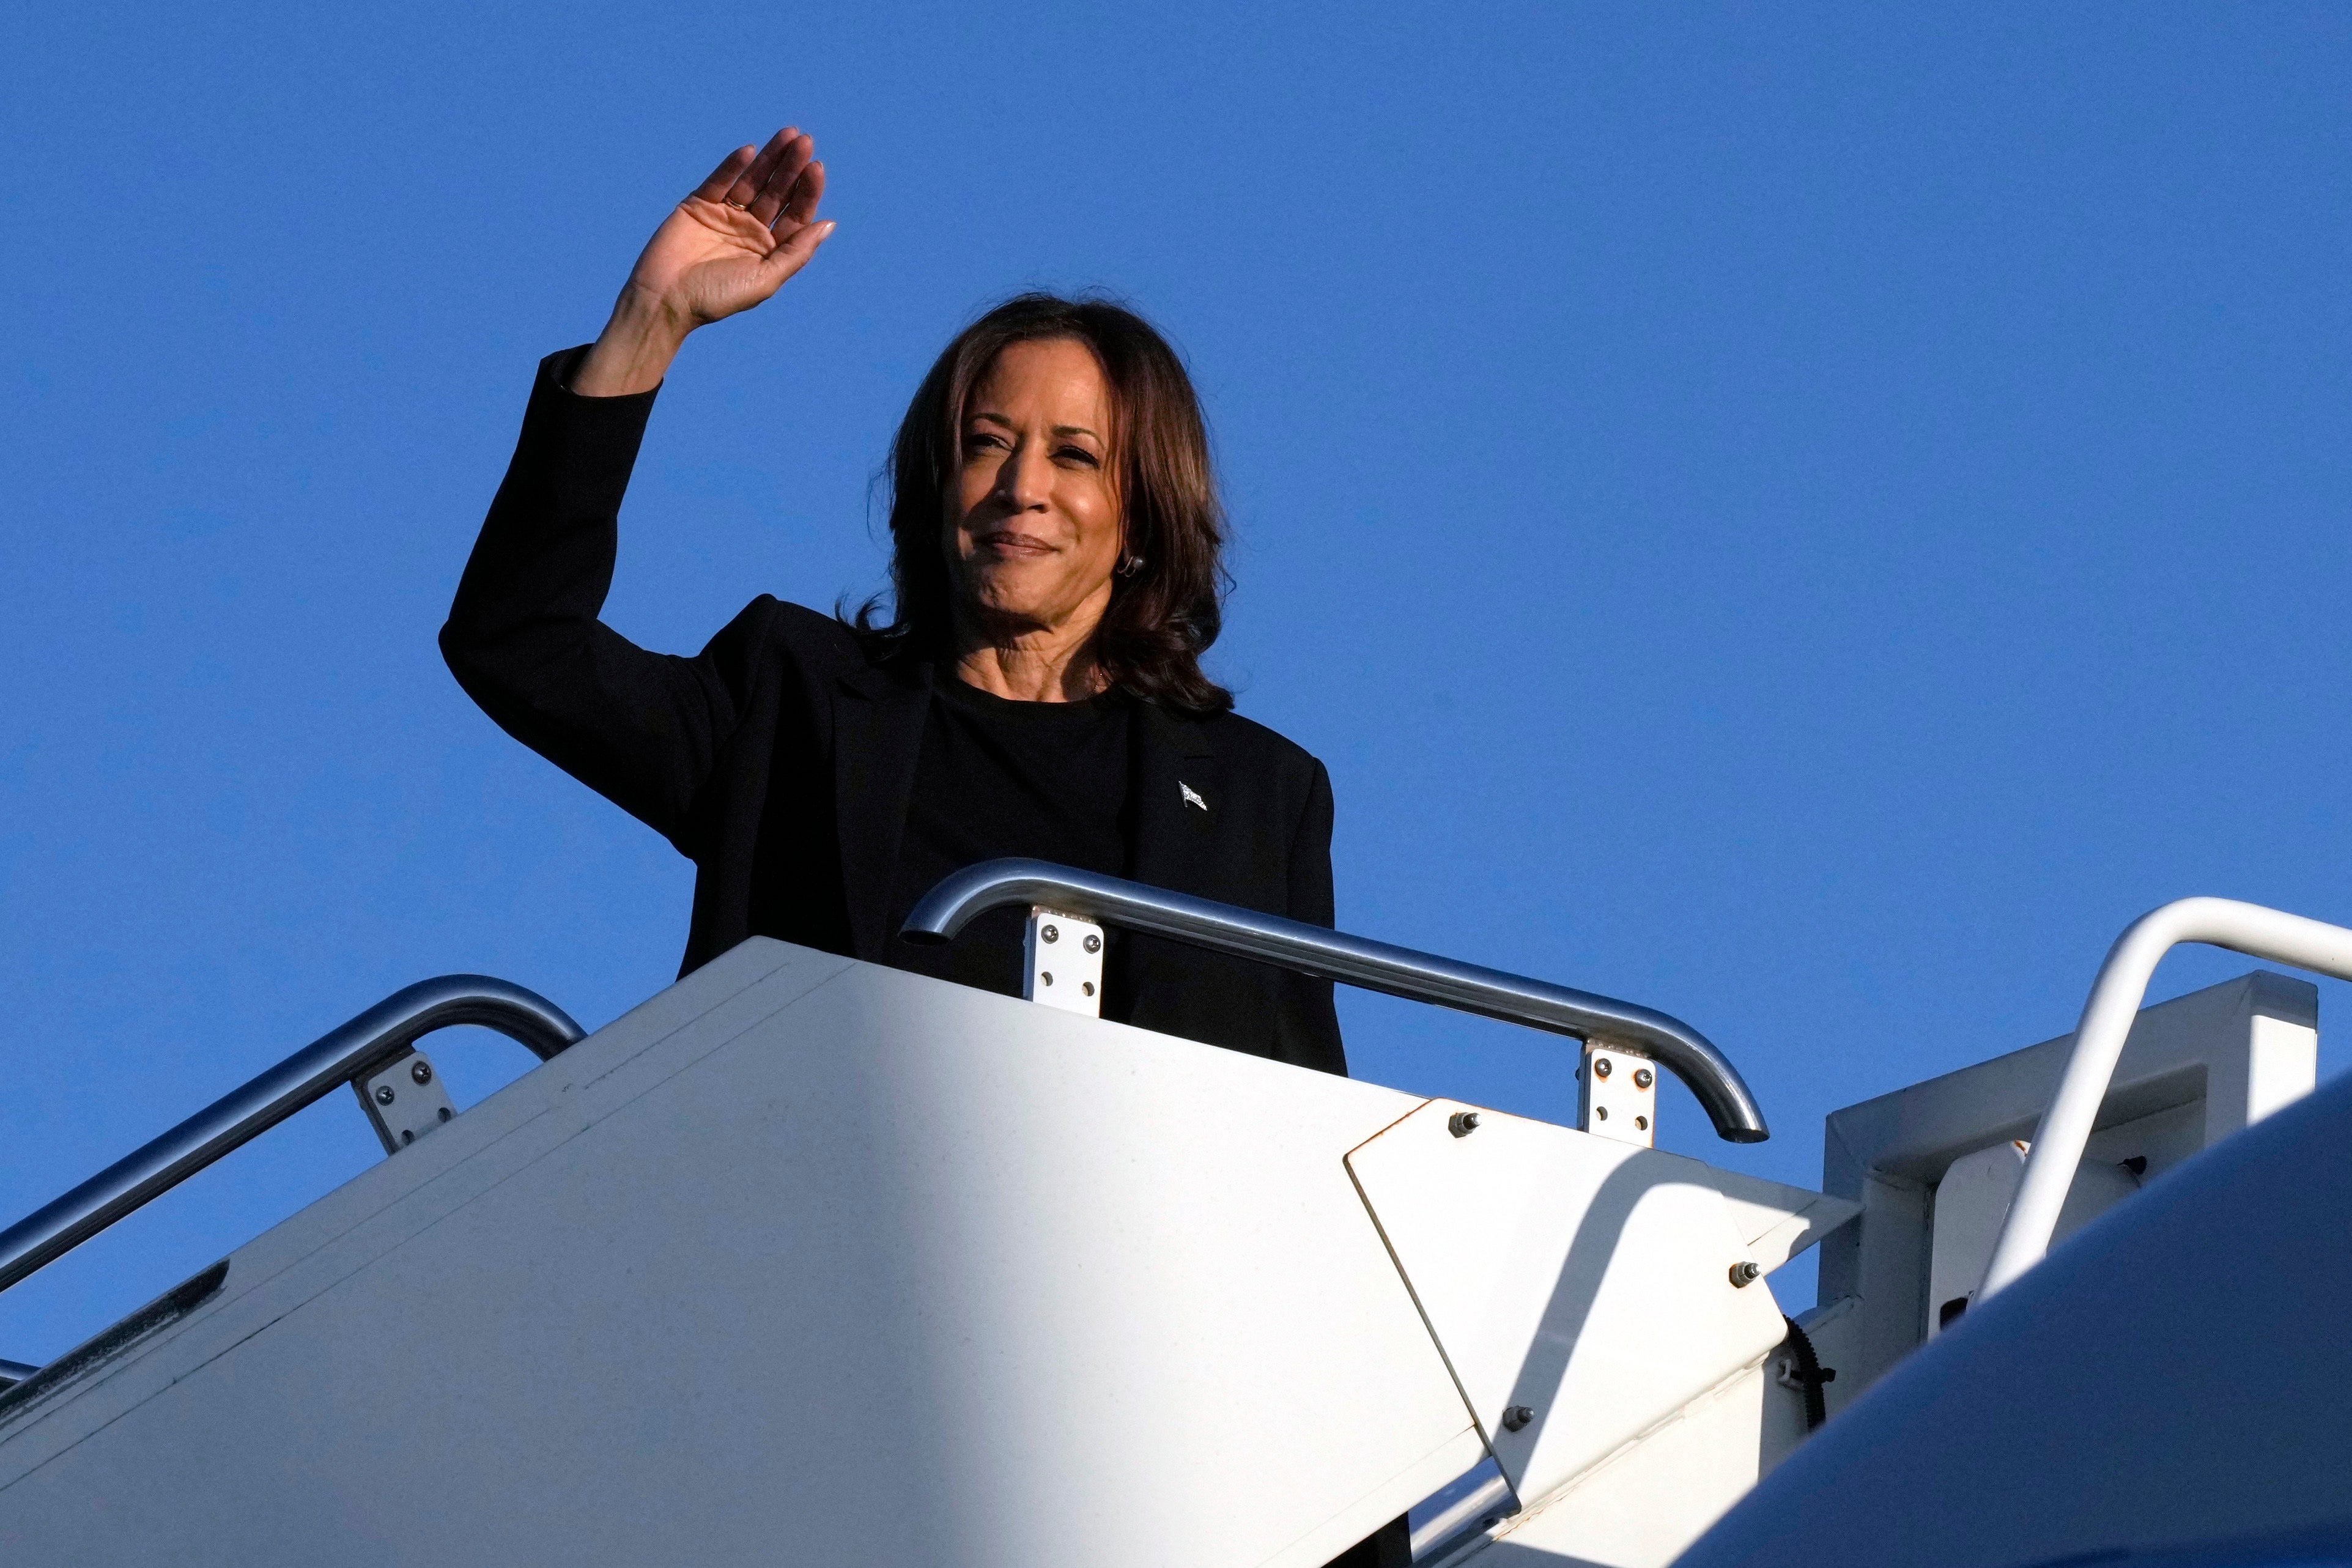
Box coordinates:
[0,976,583,1297]
[901,859,1769,1143]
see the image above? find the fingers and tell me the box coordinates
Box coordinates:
[744,133,816,226]
[777,159,826,229]
[725,127,804,213]
[690,144,758,203]
[758,217,837,284]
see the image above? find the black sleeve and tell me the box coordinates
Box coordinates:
[440,347,766,858]
[1284,758,1349,1072]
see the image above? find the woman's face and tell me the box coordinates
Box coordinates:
[947,337,1123,636]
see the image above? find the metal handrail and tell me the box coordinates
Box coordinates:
[1978,897,2352,1301]
[901,859,1769,1143]
[0,976,583,1297]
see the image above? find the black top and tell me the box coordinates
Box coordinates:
[440,347,1345,1074]
[887,680,1132,997]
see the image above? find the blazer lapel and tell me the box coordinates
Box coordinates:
[1128,701,1221,898]
[832,660,934,961]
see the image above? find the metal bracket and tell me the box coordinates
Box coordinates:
[1577,1042,1657,1147]
[1024,908,1105,1018]
[352,1048,456,1155]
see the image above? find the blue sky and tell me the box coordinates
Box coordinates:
[4,2,2348,1359]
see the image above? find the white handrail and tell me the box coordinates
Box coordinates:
[1978,897,2352,1301]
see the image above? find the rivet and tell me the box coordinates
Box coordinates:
[1041,971,1054,986]
[1594,1056,1613,1078]
[1633,1067,1653,1090]
[400,1128,415,1145]
[437,1106,452,1122]
[1501,1405,1534,1432]
[1082,981,1095,997]
[1596,1105,1609,1120]
[1635,1114,1649,1131]
[1083,933,1101,953]
[374,1084,396,1106]
[1729,1260,1762,1288]
[1448,1111,1481,1137]
[410,1059,434,1085]
[1041,924,1060,944]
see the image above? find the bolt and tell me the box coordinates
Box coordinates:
[1593,1056,1613,1078]
[1041,923,1060,944]
[1501,1405,1534,1432]
[1448,1110,1482,1138]
[410,1059,434,1085]
[1729,1260,1762,1288]
[1083,933,1101,953]
[374,1084,396,1106]
[1633,1067,1653,1090]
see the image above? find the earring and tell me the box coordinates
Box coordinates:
[1116,552,1145,579]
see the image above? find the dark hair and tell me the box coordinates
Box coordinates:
[846,292,1233,714]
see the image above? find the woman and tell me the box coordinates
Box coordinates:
[443,127,1345,1076]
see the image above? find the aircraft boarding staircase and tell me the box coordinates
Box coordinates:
[0,871,2342,1565]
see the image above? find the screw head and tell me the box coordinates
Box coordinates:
[1041,923,1060,944]
[1501,1405,1535,1432]
[1593,1056,1613,1078]
[1448,1110,1482,1137]
[1729,1260,1763,1288]
[374,1084,396,1106]
[1632,1067,1653,1090]
[1082,933,1101,953]
[410,1059,434,1085]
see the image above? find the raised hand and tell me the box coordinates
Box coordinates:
[574,128,835,396]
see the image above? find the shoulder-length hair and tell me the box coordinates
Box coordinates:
[846,292,1233,714]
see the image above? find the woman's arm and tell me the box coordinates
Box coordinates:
[440,130,835,852]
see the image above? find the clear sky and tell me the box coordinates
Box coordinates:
[4,2,2348,1361]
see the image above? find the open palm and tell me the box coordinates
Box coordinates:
[619,128,831,330]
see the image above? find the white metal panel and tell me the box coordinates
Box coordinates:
[1924,1140,2137,1337]
[1816,971,2317,1407]
[1690,1169,1858,1274]
[1347,1101,1792,1510]
[2240,1011,2318,1127]
[1461,1361,1803,1568]
[0,939,1477,1568]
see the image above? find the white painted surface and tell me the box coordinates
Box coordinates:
[1578,1043,1657,1148]
[0,940,1479,1567]
[2243,1011,2319,1126]
[1347,1101,1794,1512]
[1023,907,1106,1016]
[1818,971,2315,1407]
[1925,1141,2137,1337]
[1463,1361,1805,1568]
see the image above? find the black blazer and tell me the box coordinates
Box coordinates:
[441,349,1346,1075]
